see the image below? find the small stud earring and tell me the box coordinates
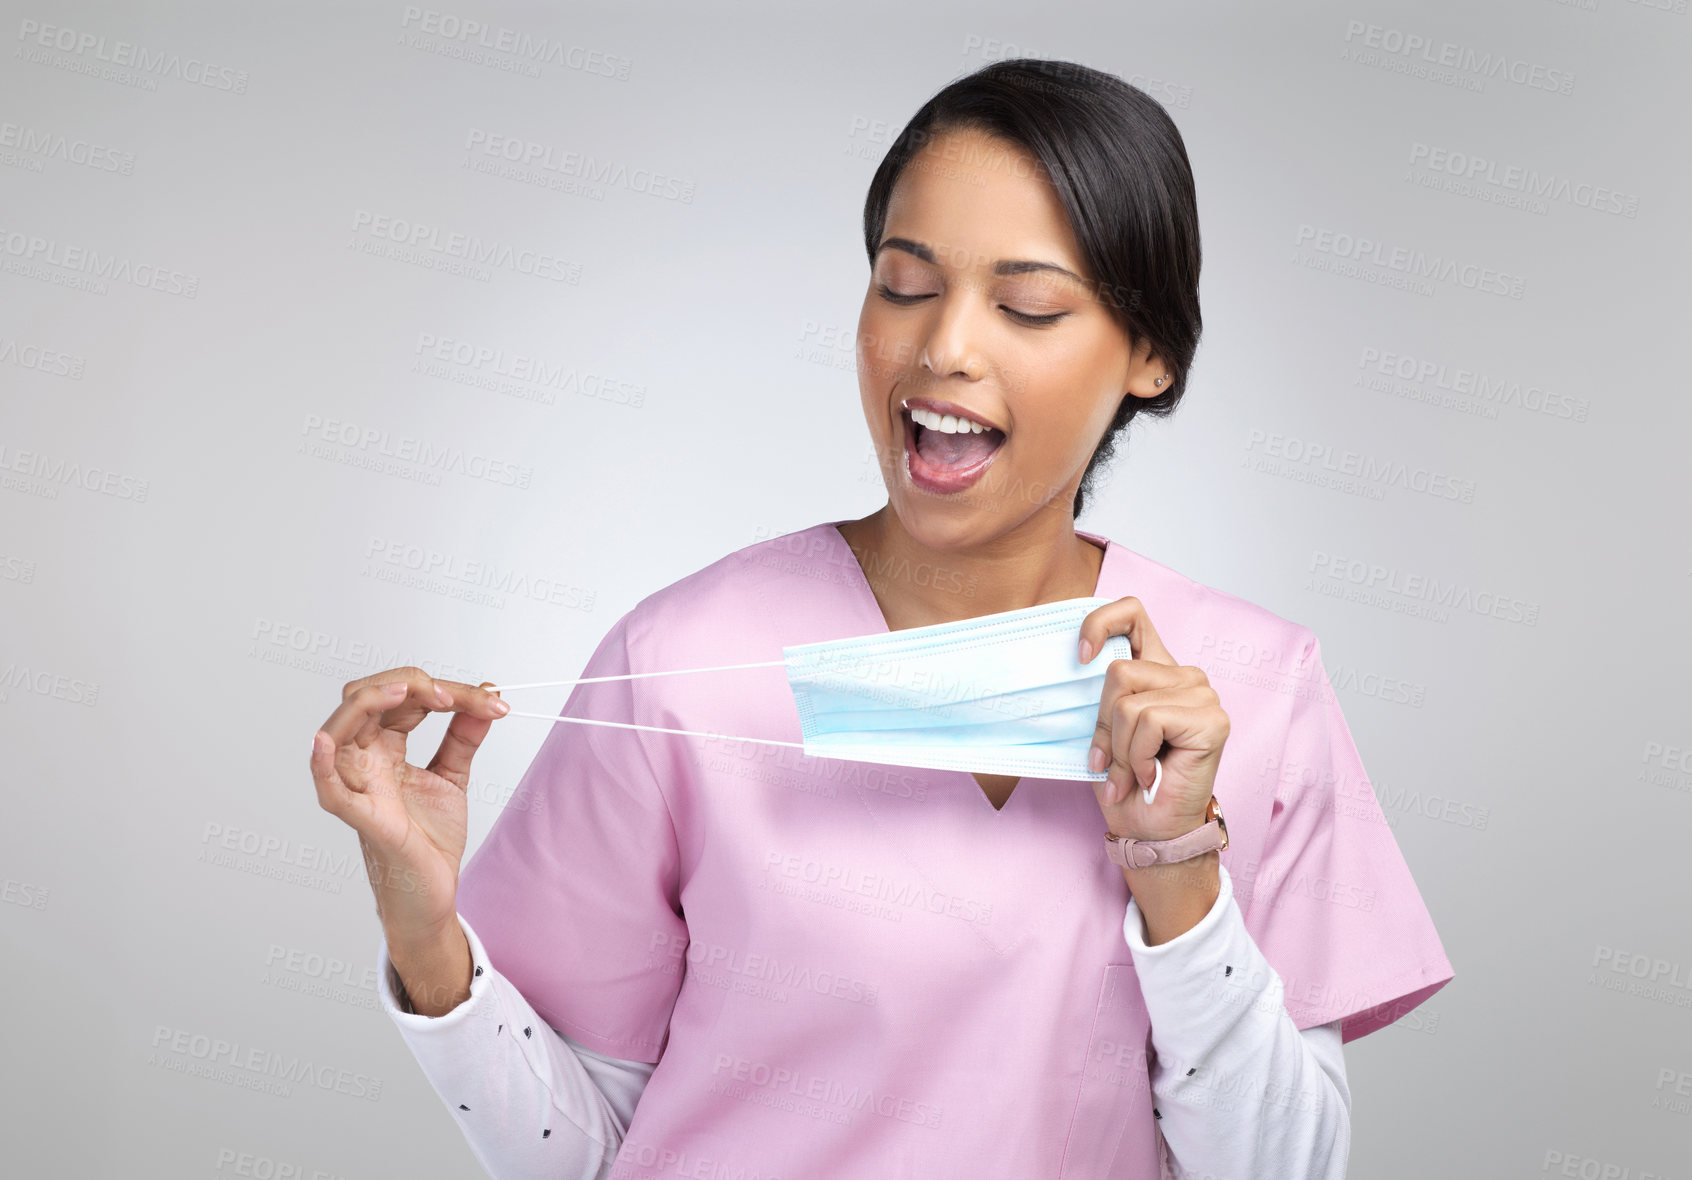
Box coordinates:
[1154,375,1167,388]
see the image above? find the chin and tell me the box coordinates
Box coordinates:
[888,490,1002,554]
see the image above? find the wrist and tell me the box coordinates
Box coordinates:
[1123,851,1221,945]
[1109,814,1211,843]
[386,917,473,1018]
[1108,790,1218,844]
[383,909,461,956]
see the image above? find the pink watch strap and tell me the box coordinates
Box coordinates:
[1105,799,1228,869]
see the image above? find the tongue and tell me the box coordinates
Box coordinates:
[916,425,1000,470]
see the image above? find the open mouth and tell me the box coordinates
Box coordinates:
[900,400,1007,495]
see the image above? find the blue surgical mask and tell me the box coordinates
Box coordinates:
[494,595,1132,784]
[782,596,1131,781]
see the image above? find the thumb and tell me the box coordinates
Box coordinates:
[424,683,502,785]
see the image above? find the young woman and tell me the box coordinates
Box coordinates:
[310,59,1452,1179]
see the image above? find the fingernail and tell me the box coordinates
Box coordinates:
[311,731,325,755]
[1077,638,1093,664]
[491,698,509,716]
[1088,745,1107,773]
[384,682,406,695]
[433,682,450,705]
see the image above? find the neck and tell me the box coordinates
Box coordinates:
[836,506,1106,631]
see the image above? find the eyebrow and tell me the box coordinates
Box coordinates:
[877,236,1086,287]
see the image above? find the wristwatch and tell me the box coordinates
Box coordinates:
[1105,794,1228,870]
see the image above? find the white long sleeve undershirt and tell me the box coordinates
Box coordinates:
[376,862,1350,1180]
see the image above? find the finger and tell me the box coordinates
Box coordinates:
[1090,659,1185,771]
[320,673,443,749]
[429,678,511,722]
[1101,687,1188,804]
[309,728,375,829]
[1124,703,1218,804]
[1076,596,1176,667]
[426,682,505,785]
[365,674,508,744]
[1120,702,1175,797]
[341,664,434,702]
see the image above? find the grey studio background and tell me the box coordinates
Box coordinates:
[2,1,1688,1177]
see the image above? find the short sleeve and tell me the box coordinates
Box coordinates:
[456,609,686,1064]
[1234,632,1455,1044]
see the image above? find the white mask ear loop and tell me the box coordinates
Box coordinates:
[486,661,806,750]
[486,666,1159,787]
[488,659,784,692]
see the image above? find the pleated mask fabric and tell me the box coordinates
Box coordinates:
[782,595,1130,780]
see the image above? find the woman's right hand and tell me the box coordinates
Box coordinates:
[308,668,510,947]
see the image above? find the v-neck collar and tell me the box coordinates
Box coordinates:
[818,520,1118,817]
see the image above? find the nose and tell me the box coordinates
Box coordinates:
[918,290,987,385]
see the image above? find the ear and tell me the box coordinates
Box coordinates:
[1123,339,1171,401]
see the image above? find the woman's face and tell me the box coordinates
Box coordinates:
[856,125,1165,550]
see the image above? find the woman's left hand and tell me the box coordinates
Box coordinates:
[1077,596,1231,843]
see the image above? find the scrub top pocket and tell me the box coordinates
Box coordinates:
[1059,963,1156,1178]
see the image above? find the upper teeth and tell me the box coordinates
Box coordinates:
[909,406,991,434]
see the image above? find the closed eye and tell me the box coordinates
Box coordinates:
[1002,307,1068,327]
[876,284,934,306]
[875,283,1069,327]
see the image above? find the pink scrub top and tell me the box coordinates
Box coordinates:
[456,521,1454,1178]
